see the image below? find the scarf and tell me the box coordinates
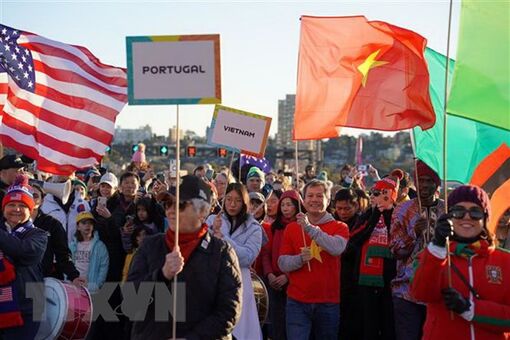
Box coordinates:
[165,224,208,263]
[451,239,491,258]
[0,220,35,328]
[358,214,393,287]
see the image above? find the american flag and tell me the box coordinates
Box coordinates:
[0,286,13,303]
[0,24,127,175]
[240,153,271,173]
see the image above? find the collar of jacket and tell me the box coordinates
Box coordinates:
[196,231,212,254]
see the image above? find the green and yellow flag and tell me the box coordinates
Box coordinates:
[447,1,510,130]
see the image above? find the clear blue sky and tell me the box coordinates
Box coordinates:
[1,0,460,137]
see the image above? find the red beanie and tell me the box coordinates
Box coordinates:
[415,159,441,187]
[2,174,35,211]
[448,185,491,221]
[373,171,403,202]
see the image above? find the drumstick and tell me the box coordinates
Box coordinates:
[446,235,454,320]
[295,141,311,272]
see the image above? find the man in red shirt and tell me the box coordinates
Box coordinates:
[278,179,349,340]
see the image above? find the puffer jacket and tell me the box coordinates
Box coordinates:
[205,213,262,268]
[41,193,90,244]
[0,219,47,316]
[127,231,242,340]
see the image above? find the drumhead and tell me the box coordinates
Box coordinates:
[36,278,68,340]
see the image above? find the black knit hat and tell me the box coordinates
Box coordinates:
[448,185,491,220]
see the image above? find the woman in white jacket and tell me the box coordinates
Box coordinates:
[207,182,263,340]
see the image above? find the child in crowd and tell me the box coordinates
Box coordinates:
[69,212,109,293]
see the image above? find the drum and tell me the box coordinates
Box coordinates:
[37,278,92,340]
[250,272,269,325]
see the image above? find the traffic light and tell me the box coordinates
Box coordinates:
[105,146,111,154]
[186,146,197,157]
[159,145,169,156]
[132,144,139,153]
[217,148,228,158]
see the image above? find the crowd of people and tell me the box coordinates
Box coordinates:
[0,145,509,340]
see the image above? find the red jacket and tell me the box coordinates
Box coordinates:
[411,242,510,340]
[253,222,271,277]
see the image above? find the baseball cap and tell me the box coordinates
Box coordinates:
[179,175,212,204]
[249,191,265,203]
[76,211,95,224]
[0,155,25,170]
[99,172,118,188]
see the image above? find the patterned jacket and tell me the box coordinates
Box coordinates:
[389,198,445,301]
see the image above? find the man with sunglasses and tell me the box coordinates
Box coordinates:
[389,160,444,340]
[412,184,510,340]
[127,175,242,340]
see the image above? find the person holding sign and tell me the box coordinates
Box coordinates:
[411,185,510,340]
[128,175,242,339]
[278,179,349,340]
[206,182,263,340]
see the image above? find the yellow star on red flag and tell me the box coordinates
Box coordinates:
[357,49,389,87]
[309,240,323,263]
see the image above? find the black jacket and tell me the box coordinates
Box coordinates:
[0,219,47,316]
[34,210,80,281]
[127,231,242,340]
[346,207,397,286]
[94,193,131,282]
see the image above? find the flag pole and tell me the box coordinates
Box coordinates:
[443,0,454,209]
[443,0,454,321]
[295,140,311,272]
[238,153,242,183]
[172,104,181,340]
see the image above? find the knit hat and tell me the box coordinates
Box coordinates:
[415,159,440,187]
[448,185,491,221]
[316,171,328,182]
[132,150,146,163]
[72,179,87,191]
[247,167,265,184]
[373,171,403,202]
[2,174,35,211]
[280,189,303,207]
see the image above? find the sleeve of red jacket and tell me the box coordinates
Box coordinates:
[471,299,510,333]
[410,245,446,303]
[261,238,273,277]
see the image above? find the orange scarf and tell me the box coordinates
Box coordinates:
[165,224,208,262]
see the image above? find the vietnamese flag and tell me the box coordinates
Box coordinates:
[294,16,436,140]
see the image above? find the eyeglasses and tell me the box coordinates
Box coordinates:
[370,190,381,197]
[449,206,485,220]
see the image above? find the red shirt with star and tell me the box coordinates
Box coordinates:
[280,219,349,303]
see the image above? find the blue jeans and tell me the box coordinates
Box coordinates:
[286,297,339,340]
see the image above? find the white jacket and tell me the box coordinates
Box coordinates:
[41,193,90,244]
[206,213,262,268]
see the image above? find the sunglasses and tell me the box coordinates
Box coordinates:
[370,190,381,197]
[449,206,485,220]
